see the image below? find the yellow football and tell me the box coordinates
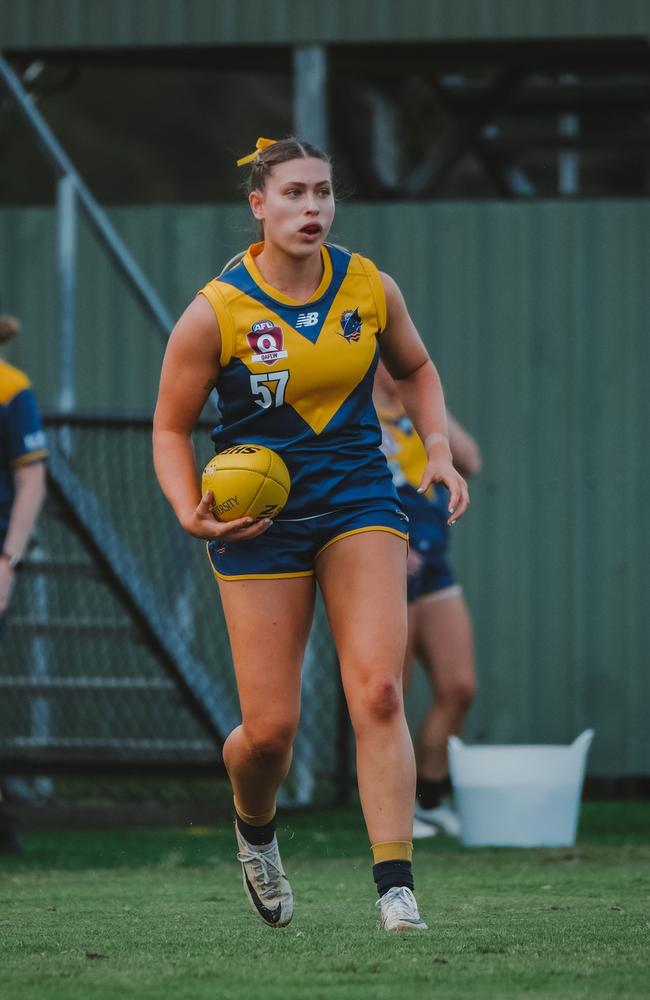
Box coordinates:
[201,444,291,522]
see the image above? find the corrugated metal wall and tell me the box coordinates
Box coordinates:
[2,0,650,48]
[1,200,648,775]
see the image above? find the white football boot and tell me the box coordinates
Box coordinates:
[412,815,439,840]
[235,824,293,927]
[414,799,461,838]
[377,886,428,931]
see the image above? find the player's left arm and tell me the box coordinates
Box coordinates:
[3,460,47,561]
[1,382,48,611]
[0,459,45,615]
[0,462,47,613]
[378,271,469,524]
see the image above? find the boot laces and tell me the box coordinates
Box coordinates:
[237,846,284,898]
[376,885,420,921]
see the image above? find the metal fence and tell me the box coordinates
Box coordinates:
[0,415,347,807]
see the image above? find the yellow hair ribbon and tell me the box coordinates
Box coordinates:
[236,137,278,167]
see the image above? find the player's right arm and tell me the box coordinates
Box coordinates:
[153,296,269,542]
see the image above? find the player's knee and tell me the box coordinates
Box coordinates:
[247,721,295,761]
[440,675,476,712]
[354,676,402,727]
[457,674,477,709]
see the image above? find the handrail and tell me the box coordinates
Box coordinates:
[0,51,174,342]
[43,435,236,746]
[43,412,215,431]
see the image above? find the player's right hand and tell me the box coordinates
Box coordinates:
[406,548,424,577]
[181,491,272,541]
[418,445,470,526]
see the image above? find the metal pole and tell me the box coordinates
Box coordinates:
[558,112,579,196]
[57,175,77,414]
[30,560,53,798]
[558,75,580,197]
[293,46,329,151]
[37,175,79,777]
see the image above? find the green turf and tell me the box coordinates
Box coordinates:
[2,802,649,999]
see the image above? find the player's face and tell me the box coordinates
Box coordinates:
[250,158,335,257]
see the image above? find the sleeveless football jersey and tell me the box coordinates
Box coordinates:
[0,360,48,534]
[199,242,400,519]
[378,405,449,547]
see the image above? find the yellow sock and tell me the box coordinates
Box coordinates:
[371,840,413,864]
[233,798,276,827]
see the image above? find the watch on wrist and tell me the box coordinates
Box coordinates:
[1,551,20,569]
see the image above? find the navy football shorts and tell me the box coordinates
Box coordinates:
[407,539,457,604]
[207,505,409,581]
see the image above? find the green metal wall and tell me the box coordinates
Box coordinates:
[2,0,650,48]
[1,200,648,775]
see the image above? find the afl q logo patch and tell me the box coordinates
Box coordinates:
[247,320,288,365]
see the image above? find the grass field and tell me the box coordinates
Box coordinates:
[2,801,649,1000]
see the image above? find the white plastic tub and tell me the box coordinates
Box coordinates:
[448,730,594,847]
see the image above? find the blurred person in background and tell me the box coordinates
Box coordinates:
[0,313,48,853]
[374,360,481,839]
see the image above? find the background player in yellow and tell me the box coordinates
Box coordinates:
[0,313,47,853]
[153,137,469,932]
[374,361,481,840]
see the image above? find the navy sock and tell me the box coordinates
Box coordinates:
[373,860,414,897]
[416,776,448,810]
[235,811,277,846]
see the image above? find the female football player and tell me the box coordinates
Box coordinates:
[374,361,481,840]
[153,137,469,932]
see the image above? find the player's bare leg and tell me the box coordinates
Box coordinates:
[317,531,426,930]
[412,591,476,778]
[402,603,419,691]
[218,575,315,926]
[411,590,476,835]
[401,603,439,839]
[317,531,413,841]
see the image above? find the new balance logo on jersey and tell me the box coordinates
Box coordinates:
[296,311,319,328]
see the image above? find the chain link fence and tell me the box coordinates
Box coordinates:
[0,415,348,810]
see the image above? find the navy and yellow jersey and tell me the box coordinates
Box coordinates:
[199,242,400,519]
[378,406,449,550]
[0,360,47,534]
